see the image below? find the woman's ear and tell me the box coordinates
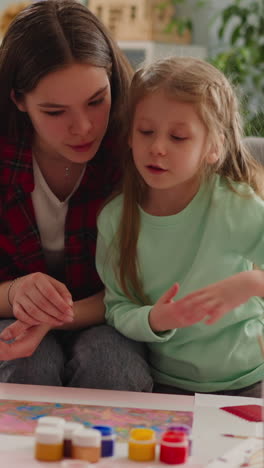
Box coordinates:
[10,89,27,112]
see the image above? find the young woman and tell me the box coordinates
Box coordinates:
[0,0,153,392]
[96,56,264,397]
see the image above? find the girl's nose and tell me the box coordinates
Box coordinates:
[150,137,167,156]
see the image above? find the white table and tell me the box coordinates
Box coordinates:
[0,383,262,467]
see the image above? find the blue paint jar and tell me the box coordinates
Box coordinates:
[92,425,115,457]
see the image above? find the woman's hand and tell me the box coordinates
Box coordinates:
[9,272,74,327]
[0,321,51,360]
[149,271,258,332]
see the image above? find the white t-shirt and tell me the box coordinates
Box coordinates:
[31,158,85,280]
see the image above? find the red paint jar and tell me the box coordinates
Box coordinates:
[159,430,188,465]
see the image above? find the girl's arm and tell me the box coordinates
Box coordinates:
[96,207,175,343]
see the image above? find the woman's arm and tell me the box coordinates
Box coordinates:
[0,290,106,359]
[0,273,73,325]
[0,280,15,317]
[59,290,106,330]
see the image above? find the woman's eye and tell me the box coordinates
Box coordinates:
[139,129,153,135]
[89,97,104,106]
[43,110,64,116]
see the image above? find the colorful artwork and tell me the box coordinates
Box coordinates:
[0,399,193,442]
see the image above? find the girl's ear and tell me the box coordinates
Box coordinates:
[10,89,27,112]
[207,151,219,164]
[206,134,224,165]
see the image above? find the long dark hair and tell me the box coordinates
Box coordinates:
[0,0,132,141]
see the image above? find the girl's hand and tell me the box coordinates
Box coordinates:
[9,273,74,327]
[149,283,211,332]
[180,271,258,325]
[0,321,51,360]
[149,272,257,332]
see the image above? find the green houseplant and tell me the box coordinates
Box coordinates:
[209,0,264,136]
[159,0,264,136]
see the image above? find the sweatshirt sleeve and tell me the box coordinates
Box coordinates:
[96,200,175,343]
[225,189,264,265]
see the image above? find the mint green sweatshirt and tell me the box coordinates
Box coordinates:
[96,175,264,392]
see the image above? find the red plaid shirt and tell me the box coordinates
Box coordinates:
[0,135,120,300]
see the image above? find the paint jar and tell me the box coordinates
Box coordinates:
[72,428,101,463]
[92,425,115,457]
[128,428,156,462]
[37,416,66,430]
[168,424,192,454]
[64,422,84,458]
[160,430,188,465]
[35,425,64,461]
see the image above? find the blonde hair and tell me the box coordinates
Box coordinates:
[117,56,264,303]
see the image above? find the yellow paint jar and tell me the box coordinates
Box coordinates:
[128,428,156,462]
[72,428,101,463]
[35,425,64,461]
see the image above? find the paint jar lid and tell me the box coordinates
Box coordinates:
[168,424,191,434]
[161,430,188,447]
[37,416,66,429]
[64,422,84,439]
[129,428,156,443]
[72,428,101,447]
[61,460,92,468]
[35,425,64,444]
[92,425,115,437]
[61,461,92,468]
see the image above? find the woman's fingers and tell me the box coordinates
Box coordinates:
[13,303,40,325]
[0,320,29,341]
[34,275,73,315]
[0,323,51,360]
[22,284,73,322]
[12,273,74,325]
[13,300,66,327]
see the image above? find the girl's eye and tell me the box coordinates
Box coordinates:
[171,135,187,141]
[43,110,64,116]
[89,97,105,106]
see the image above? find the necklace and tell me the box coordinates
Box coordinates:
[33,147,72,178]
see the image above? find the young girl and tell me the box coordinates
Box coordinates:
[0,0,152,392]
[96,56,264,397]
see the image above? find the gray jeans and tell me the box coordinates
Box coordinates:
[0,320,153,391]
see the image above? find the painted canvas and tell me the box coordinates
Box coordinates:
[0,399,193,442]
